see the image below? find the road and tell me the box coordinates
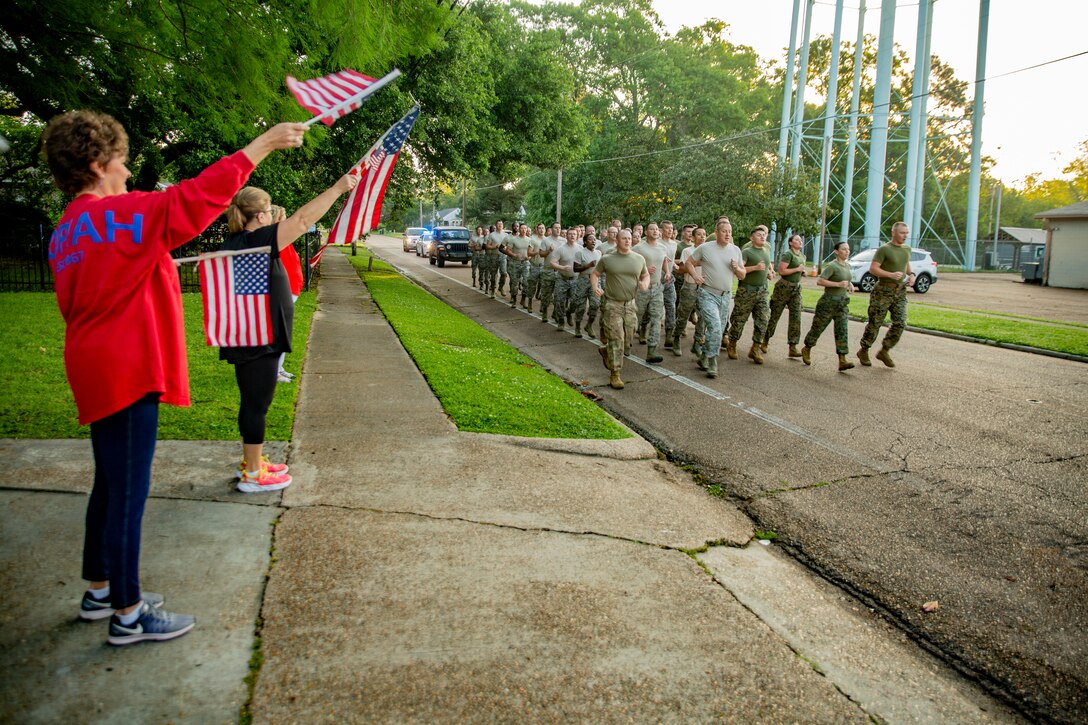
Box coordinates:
[365,236,1088,724]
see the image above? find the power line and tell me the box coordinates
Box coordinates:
[469,47,1086,191]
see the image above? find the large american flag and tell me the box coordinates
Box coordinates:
[200,248,274,347]
[326,106,420,247]
[287,69,399,126]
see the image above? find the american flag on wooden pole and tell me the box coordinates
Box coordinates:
[323,105,420,250]
[199,247,274,347]
[287,68,401,127]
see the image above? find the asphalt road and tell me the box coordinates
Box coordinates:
[366,237,1088,724]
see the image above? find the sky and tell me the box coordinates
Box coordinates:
[652,0,1088,187]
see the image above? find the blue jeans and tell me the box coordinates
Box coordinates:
[697,287,732,359]
[82,394,160,610]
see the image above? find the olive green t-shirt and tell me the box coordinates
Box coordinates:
[820,260,852,297]
[873,243,911,275]
[597,252,648,302]
[779,250,806,283]
[740,246,772,287]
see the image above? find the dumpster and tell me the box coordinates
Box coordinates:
[1021,262,1042,284]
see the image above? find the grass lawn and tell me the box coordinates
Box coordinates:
[0,291,315,439]
[347,251,630,440]
[799,288,1087,356]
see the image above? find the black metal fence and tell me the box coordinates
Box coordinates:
[1,222,323,293]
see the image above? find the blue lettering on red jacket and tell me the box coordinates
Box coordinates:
[48,212,146,268]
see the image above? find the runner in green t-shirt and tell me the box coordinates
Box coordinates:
[727,225,775,364]
[858,221,915,367]
[762,233,807,358]
[591,229,650,390]
[802,239,856,371]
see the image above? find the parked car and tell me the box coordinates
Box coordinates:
[403,226,427,253]
[428,226,473,267]
[849,247,938,294]
[415,231,434,257]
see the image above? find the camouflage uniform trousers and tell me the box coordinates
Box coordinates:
[570,276,600,332]
[662,278,677,339]
[537,269,557,320]
[553,275,578,324]
[860,282,908,350]
[526,264,543,305]
[728,284,769,344]
[804,293,851,355]
[764,279,803,346]
[635,282,665,346]
[497,253,508,295]
[673,281,705,347]
[696,286,731,360]
[482,253,499,294]
[470,251,483,287]
[507,259,530,305]
[600,297,637,371]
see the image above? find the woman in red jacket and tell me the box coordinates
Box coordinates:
[42,110,307,646]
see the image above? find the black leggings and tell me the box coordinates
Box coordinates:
[234,353,279,444]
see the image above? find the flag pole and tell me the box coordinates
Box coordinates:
[173,246,272,265]
[302,69,402,128]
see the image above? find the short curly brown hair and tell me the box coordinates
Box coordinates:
[41,110,129,195]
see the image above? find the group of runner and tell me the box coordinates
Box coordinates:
[464,216,915,389]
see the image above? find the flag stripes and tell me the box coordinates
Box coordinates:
[287,69,375,126]
[327,106,420,246]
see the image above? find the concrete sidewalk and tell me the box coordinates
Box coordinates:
[1,250,1017,723]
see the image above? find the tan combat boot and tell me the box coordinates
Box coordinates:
[760,338,769,353]
[801,346,812,365]
[609,371,625,389]
[726,338,738,360]
[875,347,895,367]
[748,344,764,365]
[857,347,871,366]
[838,354,855,371]
[788,345,802,358]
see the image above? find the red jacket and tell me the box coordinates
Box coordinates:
[280,242,304,295]
[50,151,255,425]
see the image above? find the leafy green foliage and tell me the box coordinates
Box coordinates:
[0,291,315,439]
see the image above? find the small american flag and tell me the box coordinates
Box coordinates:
[326,106,419,247]
[287,68,399,126]
[200,248,274,347]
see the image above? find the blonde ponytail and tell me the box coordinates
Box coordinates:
[226,186,271,233]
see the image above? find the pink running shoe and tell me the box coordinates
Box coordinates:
[237,468,292,493]
[236,456,289,480]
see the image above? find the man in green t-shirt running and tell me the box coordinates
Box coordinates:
[858,221,915,368]
[592,229,650,390]
[727,225,775,364]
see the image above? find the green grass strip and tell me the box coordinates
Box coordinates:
[799,289,1087,356]
[347,252,630,440]
[0,291,315,439]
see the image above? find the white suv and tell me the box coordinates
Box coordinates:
[849,247,938,294]
[403,227,427,253]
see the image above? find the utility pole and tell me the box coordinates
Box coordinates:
[556,169,563,226]
[991,181,1002,268]
[839,0,866,243]
[817,0,846,272]
[964,0,991,271]
[789,0,815,172]
[461,179,467,227]
[862,0,897,250]
[904,0,933,245]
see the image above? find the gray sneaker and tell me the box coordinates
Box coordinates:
[80,590,164,621]
[108,601,195,646]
